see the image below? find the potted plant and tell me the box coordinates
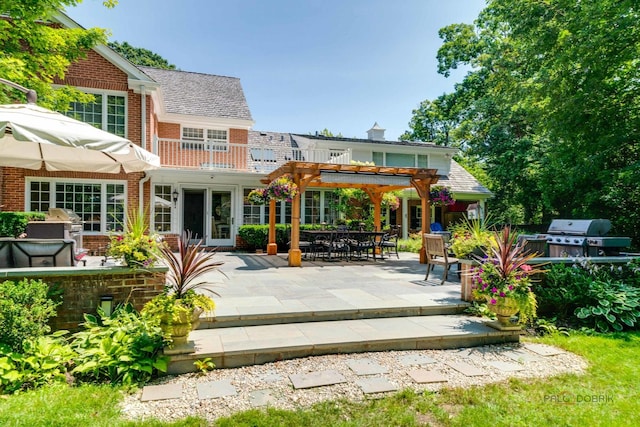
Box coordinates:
[449,215,495,259]
[266,174,299,201]
[470,226,545,328]
[107,208,163,268]
[142,230,223,348]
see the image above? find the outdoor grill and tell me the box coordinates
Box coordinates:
[545,219,632,257]
[26,208,85,249]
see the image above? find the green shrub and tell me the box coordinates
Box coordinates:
[238,225,270,250]
[398,237,421,253]
[575,280,640,332]
[0,331,75,394]
[71,303,168,385]
[535,259,640,332]
[0,212,45,237]
[0,279,60,353]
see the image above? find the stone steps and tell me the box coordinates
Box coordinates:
[167,309,520,374]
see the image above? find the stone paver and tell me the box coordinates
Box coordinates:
[289,370,347,389]
[502,349,543,363]
[407,369,449,384]
[485,361,525,372]
[249,389,278,407]
[346,358,389,376]
[524,343,565,356]
[398,354,437,366]
[445,361,486,377]
[196,380,237,399]
[140,383,183,402]
[356,377,398,394]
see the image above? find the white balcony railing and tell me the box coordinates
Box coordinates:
[154,138,352,173]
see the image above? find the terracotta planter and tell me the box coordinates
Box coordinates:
[161,306,203,346]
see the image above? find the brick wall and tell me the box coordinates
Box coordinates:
[0,267,167,332]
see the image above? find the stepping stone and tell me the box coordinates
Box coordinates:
[196,380,237,399]
[140,383,183,402]
[445,361,485,377]
[502,349,543,363]
[346,358,388,376]
[398,354,436,366]
[485,361,525,372]
[356,377,398,394]
[408,369,449,384]
[249,389,277,407]
[261,373,284,383]
[524,343,565,356]
[289,370,346,389]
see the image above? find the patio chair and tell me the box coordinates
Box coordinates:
[423,233,460,285]
[379,229,399,259]
[348,232,375,260]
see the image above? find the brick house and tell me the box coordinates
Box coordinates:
[1,11,491,253]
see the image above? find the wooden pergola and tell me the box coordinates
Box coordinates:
[260,162,440,267]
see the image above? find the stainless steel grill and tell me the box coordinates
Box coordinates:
[545,219,631,257]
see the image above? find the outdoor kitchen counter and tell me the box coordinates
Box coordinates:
[458,255,639,302]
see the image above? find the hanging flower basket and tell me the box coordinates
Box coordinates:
[247,188,269,205]
[429,186,455,207]
[266,174,299,202]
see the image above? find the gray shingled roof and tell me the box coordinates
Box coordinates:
[139,66,252,121]
[437,160,493,197]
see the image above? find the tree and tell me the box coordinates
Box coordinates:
[0,1,116,109]
[108,41,176,69]
[406,0,640,243]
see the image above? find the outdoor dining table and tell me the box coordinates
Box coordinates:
[300,230,387,261]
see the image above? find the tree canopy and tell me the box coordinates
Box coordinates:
[405,0,640,244]
[0,0,117,109]
[108,41,176,69]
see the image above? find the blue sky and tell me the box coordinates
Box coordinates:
[66,0,486,141]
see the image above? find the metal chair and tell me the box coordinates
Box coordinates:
[379,230,399,259]
[423,233,460,285]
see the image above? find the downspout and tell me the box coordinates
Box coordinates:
[140,85,147,151]
[139,173,151,214]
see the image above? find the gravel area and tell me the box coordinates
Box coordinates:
[120,342,587,423]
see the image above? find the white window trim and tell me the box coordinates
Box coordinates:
[65,87,128,136]
[181,125,229,152]
[25,177,128,234]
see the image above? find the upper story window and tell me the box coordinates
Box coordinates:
[66,93,127,137]
[372,152,428,168]
[182,127,228,151]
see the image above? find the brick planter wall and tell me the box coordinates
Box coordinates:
[0,266,167,332]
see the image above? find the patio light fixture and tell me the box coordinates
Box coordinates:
[172,189,179,207]
[100,295,114,316]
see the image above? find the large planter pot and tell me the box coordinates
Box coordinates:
[486,297,520,327]
[161,306,203,347]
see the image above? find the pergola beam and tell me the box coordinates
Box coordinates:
[261,161,439,267]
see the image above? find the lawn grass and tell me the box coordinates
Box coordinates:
[1,332,638,426]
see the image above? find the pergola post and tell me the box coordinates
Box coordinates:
[288,174,302,266]
[267,198,277,255]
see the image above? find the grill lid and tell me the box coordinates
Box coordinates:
[547,219,611,236]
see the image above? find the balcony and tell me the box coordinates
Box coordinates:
[154,138,352,173]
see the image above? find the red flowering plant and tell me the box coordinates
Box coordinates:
[429,186,455,207]
[470,226,545,324]
[266,174,299,202]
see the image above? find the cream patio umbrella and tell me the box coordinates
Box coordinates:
[0,103,160,173]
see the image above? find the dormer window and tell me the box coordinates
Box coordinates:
[182,127,228,151]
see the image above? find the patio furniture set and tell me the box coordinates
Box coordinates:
[298,229,399,262]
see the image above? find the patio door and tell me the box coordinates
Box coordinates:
[182,189,206,240]
[209,189,234,247]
